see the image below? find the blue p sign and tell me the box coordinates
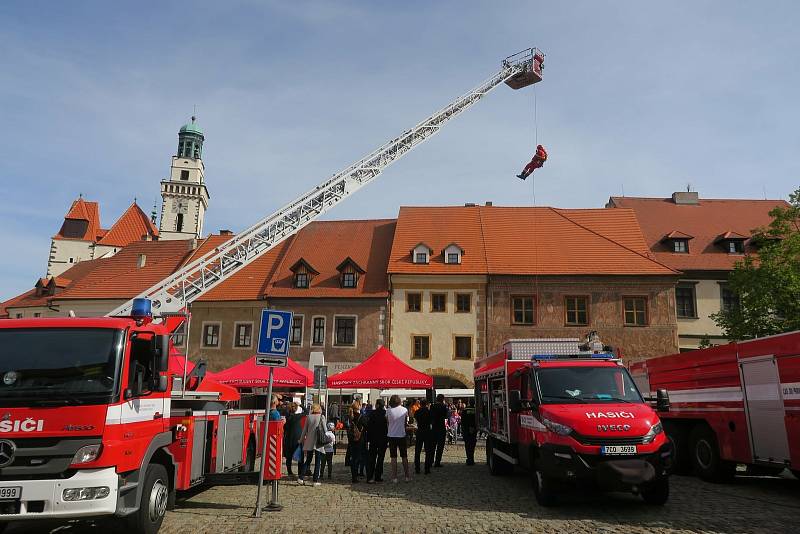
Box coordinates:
[257,309,293,357]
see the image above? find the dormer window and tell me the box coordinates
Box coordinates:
[289,258,319,289]
[661,231,693,254]
[411,243,433,265]
[444,243,464,264]
[336,257,365,289]
[715,232,747,255]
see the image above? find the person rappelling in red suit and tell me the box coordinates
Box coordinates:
[516,144,547,180]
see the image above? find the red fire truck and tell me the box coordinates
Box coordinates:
[0,313,263,533]
[475,337,672,506]
[629,331,800,482]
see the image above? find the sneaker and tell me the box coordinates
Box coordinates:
[517,174,526,180]
[297,478,304,485]
[404,477,412,483]
[392,478,398,484]
[313,482,322,487]
[366,479,374,484]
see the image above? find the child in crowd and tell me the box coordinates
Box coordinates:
[322,422,336,479]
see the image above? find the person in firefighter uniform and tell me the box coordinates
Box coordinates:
[460,401,478,466]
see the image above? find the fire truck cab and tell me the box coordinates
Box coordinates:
[0,307,262,533]
[475,337,672,506]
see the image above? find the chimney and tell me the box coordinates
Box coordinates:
[464,202,476,207]
[485,201,493,206]
[672,191,699,205]
[219,229,233,236]
[137,254,147,268]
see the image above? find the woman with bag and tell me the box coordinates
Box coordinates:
[297,403,328,486]
[346,400,365,483]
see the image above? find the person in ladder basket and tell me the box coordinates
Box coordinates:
[516,144,548,180]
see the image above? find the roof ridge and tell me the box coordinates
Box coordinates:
[550,208,679,274]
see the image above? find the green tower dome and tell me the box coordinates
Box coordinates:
[177,116,204,159]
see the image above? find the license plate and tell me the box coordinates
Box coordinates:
[600,445,637,455]
[0,486,21,500]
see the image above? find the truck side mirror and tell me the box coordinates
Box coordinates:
[153,335,170,373]
[153,375,169,393]
[509,390,522,413]
[656,389,670,412]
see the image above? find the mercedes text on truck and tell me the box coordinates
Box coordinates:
[0,310,262,534]
[630,331,800,482]
[475,336,672,506]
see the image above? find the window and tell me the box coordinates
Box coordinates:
[33,313,41,318]
[335,316,356,346]
[342,272,357,288]
[447,253,460,264]
[565,296,588,326]
[15,313,22,319]
[624,297,648,326]
[454,336,472,360]
[295,273,309,288]
[431,293,447,312]
[202,323,220,347]
[407,292,421,312]
[414,252,428,264]
[312,317,325,346]
[412,335,430,359]
[727,240,744,254]
[171,323,186,347]
[176,213,184,233]
[673,239,688,253]
[456,293,472,313]
[675,286,697,318]
[721,285,740,313]
[180,170,190,181]
[290,316,304,346]
[512,296,535,325]
[234,323,253,348]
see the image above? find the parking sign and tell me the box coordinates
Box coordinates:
[257,309,293,358]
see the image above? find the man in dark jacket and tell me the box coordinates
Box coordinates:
[414,399,434,474]
[460,401,478,465]
[430,394,450,468]
[365,399,388,483]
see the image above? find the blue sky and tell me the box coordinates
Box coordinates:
[1,1,798,299]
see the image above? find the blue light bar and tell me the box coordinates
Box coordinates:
[131,298,152,318]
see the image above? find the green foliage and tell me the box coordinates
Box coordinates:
[712,188,800,340]
[698,336,715,349]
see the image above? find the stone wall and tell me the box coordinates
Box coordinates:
[486,275,679,362]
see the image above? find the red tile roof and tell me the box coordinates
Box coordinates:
[56,240,196,300]
[97,202,158,247]
[389,206,675,276]
[608,196,789,271]
[54,198,103,241]
[266,219,395,298]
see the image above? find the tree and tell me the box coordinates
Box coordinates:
[712,188,800,340]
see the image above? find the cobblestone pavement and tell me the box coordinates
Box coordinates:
[6,445,799,533]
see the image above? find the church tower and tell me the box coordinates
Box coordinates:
[158,117,210,240]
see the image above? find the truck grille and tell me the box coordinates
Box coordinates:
[572,434,647,446]
[0,437,100,481]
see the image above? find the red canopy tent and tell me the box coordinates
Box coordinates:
[210,356,313,389]
[327,346,433,389]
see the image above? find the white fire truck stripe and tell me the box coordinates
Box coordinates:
[668,387,743,404]
[781,382,800,400]
[105,399,171,425]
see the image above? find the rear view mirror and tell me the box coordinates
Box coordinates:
[153,335,170,373]
[656,389,670,412]
[509,390,522,413]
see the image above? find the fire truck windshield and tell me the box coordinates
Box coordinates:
[536,366,643,404]
[0,328,123,407]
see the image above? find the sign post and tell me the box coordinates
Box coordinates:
[253,309,292,517]
[314,365,327,407]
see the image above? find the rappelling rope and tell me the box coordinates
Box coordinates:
[531,81,540,317]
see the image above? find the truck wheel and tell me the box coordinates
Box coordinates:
[532,469,557,507]
[126,463,169,534]
[689,426,735,482]
[486,438,511,476]
[664,423,690,475]
[641,477,669,505]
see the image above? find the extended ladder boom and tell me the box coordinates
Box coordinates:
[109,48,544,317]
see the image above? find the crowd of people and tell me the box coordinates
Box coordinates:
[273,394,478,487]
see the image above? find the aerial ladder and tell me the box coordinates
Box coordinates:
[108,48,544,318]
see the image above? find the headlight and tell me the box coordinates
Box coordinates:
[71,444,102,465]
[642,422,664,444]
[542,417,573,436]
[62,486,110,501]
